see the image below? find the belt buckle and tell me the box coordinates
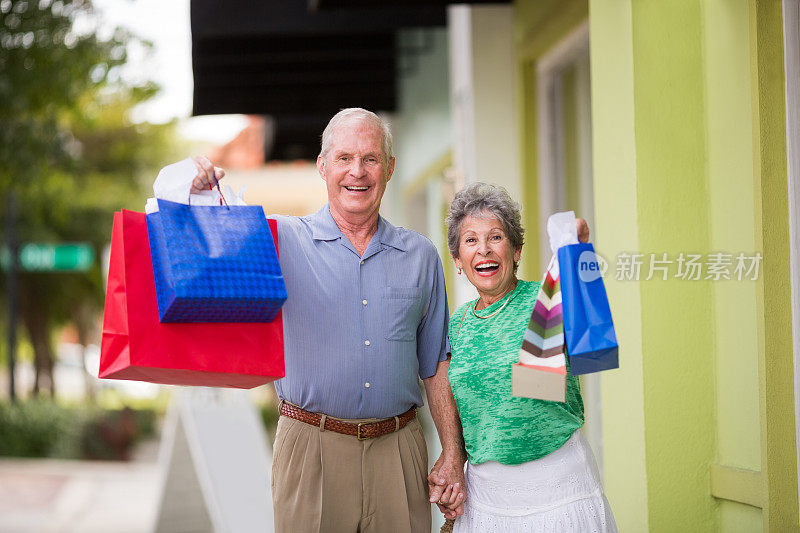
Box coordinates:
[357,422,367,441]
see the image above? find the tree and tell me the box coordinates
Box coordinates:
[0,0,180,396]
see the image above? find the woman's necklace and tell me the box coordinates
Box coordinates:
[471,286,517,319]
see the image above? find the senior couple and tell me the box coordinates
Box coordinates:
[190,108,616,532]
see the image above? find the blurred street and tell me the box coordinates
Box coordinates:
[0,438,160,533]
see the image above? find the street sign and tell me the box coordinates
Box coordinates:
[0,243,95,272]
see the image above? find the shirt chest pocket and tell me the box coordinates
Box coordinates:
[383,286,423,341]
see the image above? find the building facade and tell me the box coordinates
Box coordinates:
[389,1,800,530]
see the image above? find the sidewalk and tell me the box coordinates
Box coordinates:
[0,439,161,533]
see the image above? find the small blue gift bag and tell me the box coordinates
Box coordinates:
[557,242,618,375]
[146,199,287,323]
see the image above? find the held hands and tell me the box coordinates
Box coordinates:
[428,452,467,520]
[191,156,226,194]
[577,217,590,243]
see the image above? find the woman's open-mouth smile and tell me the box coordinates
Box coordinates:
[474,260,501,277]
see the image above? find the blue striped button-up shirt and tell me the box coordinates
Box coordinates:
[270,205,450,419]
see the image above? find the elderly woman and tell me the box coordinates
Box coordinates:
[434,183,616,532]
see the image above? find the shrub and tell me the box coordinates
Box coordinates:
[260,401,280,441]
[0,401,159,460]
[81,407,139,461]
[0,400,80,458]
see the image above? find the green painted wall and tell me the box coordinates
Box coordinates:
[586,1,649,529]
[702,1,762,530]
[515,0,589,60]
[749,1,799,530]
[520,0,799,530]
[514,0,588,281]
[629,2,718,529]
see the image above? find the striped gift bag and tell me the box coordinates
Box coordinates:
[511,256,568,402]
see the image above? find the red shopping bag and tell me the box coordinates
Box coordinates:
[99,210,285,387]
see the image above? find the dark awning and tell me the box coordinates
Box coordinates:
[191,0,445,115]
[192,32,397,116]
[190,0,506,160]
[191,0,447,38]
[309,0,509,10]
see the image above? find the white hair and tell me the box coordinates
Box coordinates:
[319,108,394,163]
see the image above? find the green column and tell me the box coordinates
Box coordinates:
[630,1,718,530]
[589,0,650,528]
[750,0,799,530]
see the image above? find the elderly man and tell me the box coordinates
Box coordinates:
[192,108,464,532]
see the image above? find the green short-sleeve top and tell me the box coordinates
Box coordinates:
[448,279,584,465]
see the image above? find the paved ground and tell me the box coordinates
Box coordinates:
[0,405,448,533]
[0,439,161,533]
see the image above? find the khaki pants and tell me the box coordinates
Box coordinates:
[271,413,431,533]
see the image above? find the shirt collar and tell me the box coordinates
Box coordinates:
[309,204,408,252]
[309,205,341,241]
[376,216,407,252]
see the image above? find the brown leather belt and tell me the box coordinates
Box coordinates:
[279,401,416,440]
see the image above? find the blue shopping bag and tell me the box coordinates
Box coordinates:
[557,242,618,375]
[146,199,287,323]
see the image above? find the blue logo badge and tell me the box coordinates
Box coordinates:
[578,250,608,282]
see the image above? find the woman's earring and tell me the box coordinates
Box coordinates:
[457,267,462,275]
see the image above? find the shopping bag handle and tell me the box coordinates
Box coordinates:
[211,170,230,209]
[183,172,229,209]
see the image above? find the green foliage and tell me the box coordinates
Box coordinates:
[94,386,171,413]
[133,406,156,438]
[0,400,82,458]
[0,0,177,319]
[260,401,280,442]
[1,0,136,188]
[0,400,158,459]
[0,0,182,395]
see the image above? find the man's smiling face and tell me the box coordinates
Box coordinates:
[317,119,395,223]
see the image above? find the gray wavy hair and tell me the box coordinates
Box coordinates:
[445,182,525,262]
[319,108,394,164]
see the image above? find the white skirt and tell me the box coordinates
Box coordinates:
[454,430,617,533]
